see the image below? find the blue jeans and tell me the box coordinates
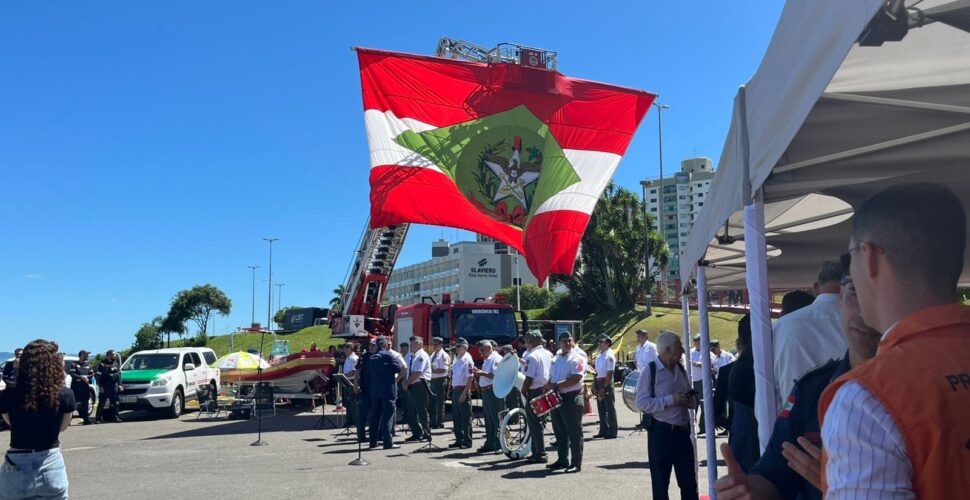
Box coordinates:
[0,449,69,500]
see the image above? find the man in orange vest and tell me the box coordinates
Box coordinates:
[819,183,970,498]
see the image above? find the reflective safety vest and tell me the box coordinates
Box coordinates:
[819,304,970,498]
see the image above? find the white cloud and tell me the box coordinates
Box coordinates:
[24,273,44,280]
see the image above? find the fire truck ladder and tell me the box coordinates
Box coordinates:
[339,220,409,322]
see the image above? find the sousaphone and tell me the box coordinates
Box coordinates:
[493,353,530,460]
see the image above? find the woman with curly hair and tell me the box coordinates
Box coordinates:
[0,339,75,500]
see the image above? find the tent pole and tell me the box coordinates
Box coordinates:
[696,263,717,498]
[743,188,777,452]
[680,287,698,483]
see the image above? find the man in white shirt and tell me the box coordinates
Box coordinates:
[404,336,432,442]
[593,335,618,439]
[690,335,717,435]
[428,337,450,429]
[772,261,846,407]
[449,337,474,449]
[546,331,586,473]
[388,342,407,433]
[342,344,359,427]
[711,340,735,373]
[521,330,552,464]
[474,340,504,453]
[635,329,658,370]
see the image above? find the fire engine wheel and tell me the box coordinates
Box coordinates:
[500,407,531,460]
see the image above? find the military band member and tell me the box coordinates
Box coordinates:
[593,336,618,439]
[521,330,552,463]
[546,331,585,473]
[355,339,378,443]
[342,344,359,427]
[429,337,450,429]
[396,342,410,429]
[474,340,504,453]
[405,337,432,442]
[499,344,521,409]
[68,350,95,425]
[449,338,474,449]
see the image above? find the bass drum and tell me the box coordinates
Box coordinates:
[499,407,531,459]
[621,369,642,413]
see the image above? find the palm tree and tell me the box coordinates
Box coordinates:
[330,284,345,312]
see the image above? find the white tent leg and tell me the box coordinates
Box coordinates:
[743,189,777,452]
[681,291,698,484]
[696,265,717,498]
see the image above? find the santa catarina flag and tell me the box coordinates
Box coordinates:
[358,48,654,283]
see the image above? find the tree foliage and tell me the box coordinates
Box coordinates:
[554,183,668,311]
[274,306,302,327]
[330,284,345,312]
[495,284,557,310]
[131,316,164,352]
[162,284,232,345]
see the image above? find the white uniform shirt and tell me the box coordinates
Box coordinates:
[690,348,717,381]
[523,345,552,389]
[772,293,846,407]
[714,350,736,372]
[430,348,450,379]
[550,349,585,393]
[408,349,432,383]
[478,351,502,388]
[635,341,658,370]
[451,352,474,387]
[343,352,359,381]
[594,348,616,380]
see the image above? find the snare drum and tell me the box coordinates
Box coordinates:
[528,390,563,417]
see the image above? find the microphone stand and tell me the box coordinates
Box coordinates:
[415,381,442,453]
[251,328,269,447]
[348,433,369,466]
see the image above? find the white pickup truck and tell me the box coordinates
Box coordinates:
[119,347,220,418]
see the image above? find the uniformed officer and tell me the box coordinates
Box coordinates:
[593,336,617,439]
[404,336,432,442]
[342,344,359,427]
[449,337,474,449]
[521,330,552,463]
[498,344,521,409]
[546,331,586,473]
[69,349,95,425]
[355,338,378,443]
[428,337,450,429]
[368,337,402,450]
[396,342,410,429]
[474,340,504,453]
[96,350,123,423]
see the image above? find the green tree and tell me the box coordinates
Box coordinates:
[162,284,232,346]
[495,284,557,310]
[330,284,345,312]
[274,306,302,328]
[555,183,668,311]
[131,316,164,351]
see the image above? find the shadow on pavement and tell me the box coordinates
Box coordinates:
[599,461,649,470]
[144,415,321,440]
[502,469,553,479]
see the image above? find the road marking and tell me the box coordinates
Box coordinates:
[62,447,97,452]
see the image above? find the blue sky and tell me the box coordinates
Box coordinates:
[0,2,784,355]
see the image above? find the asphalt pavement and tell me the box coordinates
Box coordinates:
[20,401,728,499]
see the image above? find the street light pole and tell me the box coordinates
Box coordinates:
[248,265,260,326]
[252,238,277,448]
[653,102,670,299]
[275,283,286,330]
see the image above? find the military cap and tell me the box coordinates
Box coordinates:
[711,339,720,346]
[432,337,444,344]
[635,329,648,336]
[558,331,574,341]
[597,335,612,345]
[455,337,469,347]
[376,336,388,347]
[526,330,543,341]
[693,334,701,342]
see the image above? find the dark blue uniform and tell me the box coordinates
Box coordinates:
[367,350,402,449]
[356,350,373,442]
[749,355,850,500]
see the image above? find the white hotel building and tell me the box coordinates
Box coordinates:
[641,157,716,281]
[385,237,538,306]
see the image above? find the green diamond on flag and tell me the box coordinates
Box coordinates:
[358,48,654,283]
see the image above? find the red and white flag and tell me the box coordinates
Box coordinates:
[358,48,654,283]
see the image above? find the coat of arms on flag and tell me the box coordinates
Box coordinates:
[358,48,654,283]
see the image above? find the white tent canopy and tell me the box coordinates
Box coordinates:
[678,1,970,489]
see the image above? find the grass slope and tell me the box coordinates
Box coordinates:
[580,305,744,362]
[175,325,341,358]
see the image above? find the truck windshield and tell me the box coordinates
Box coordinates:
[123,354,179,371]
[452,309,516,344]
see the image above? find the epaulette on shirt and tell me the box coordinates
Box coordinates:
[778,358,842,419]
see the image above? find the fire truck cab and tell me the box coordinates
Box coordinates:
[393,296,519,363]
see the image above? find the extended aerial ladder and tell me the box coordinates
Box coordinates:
[331,38,558,338]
